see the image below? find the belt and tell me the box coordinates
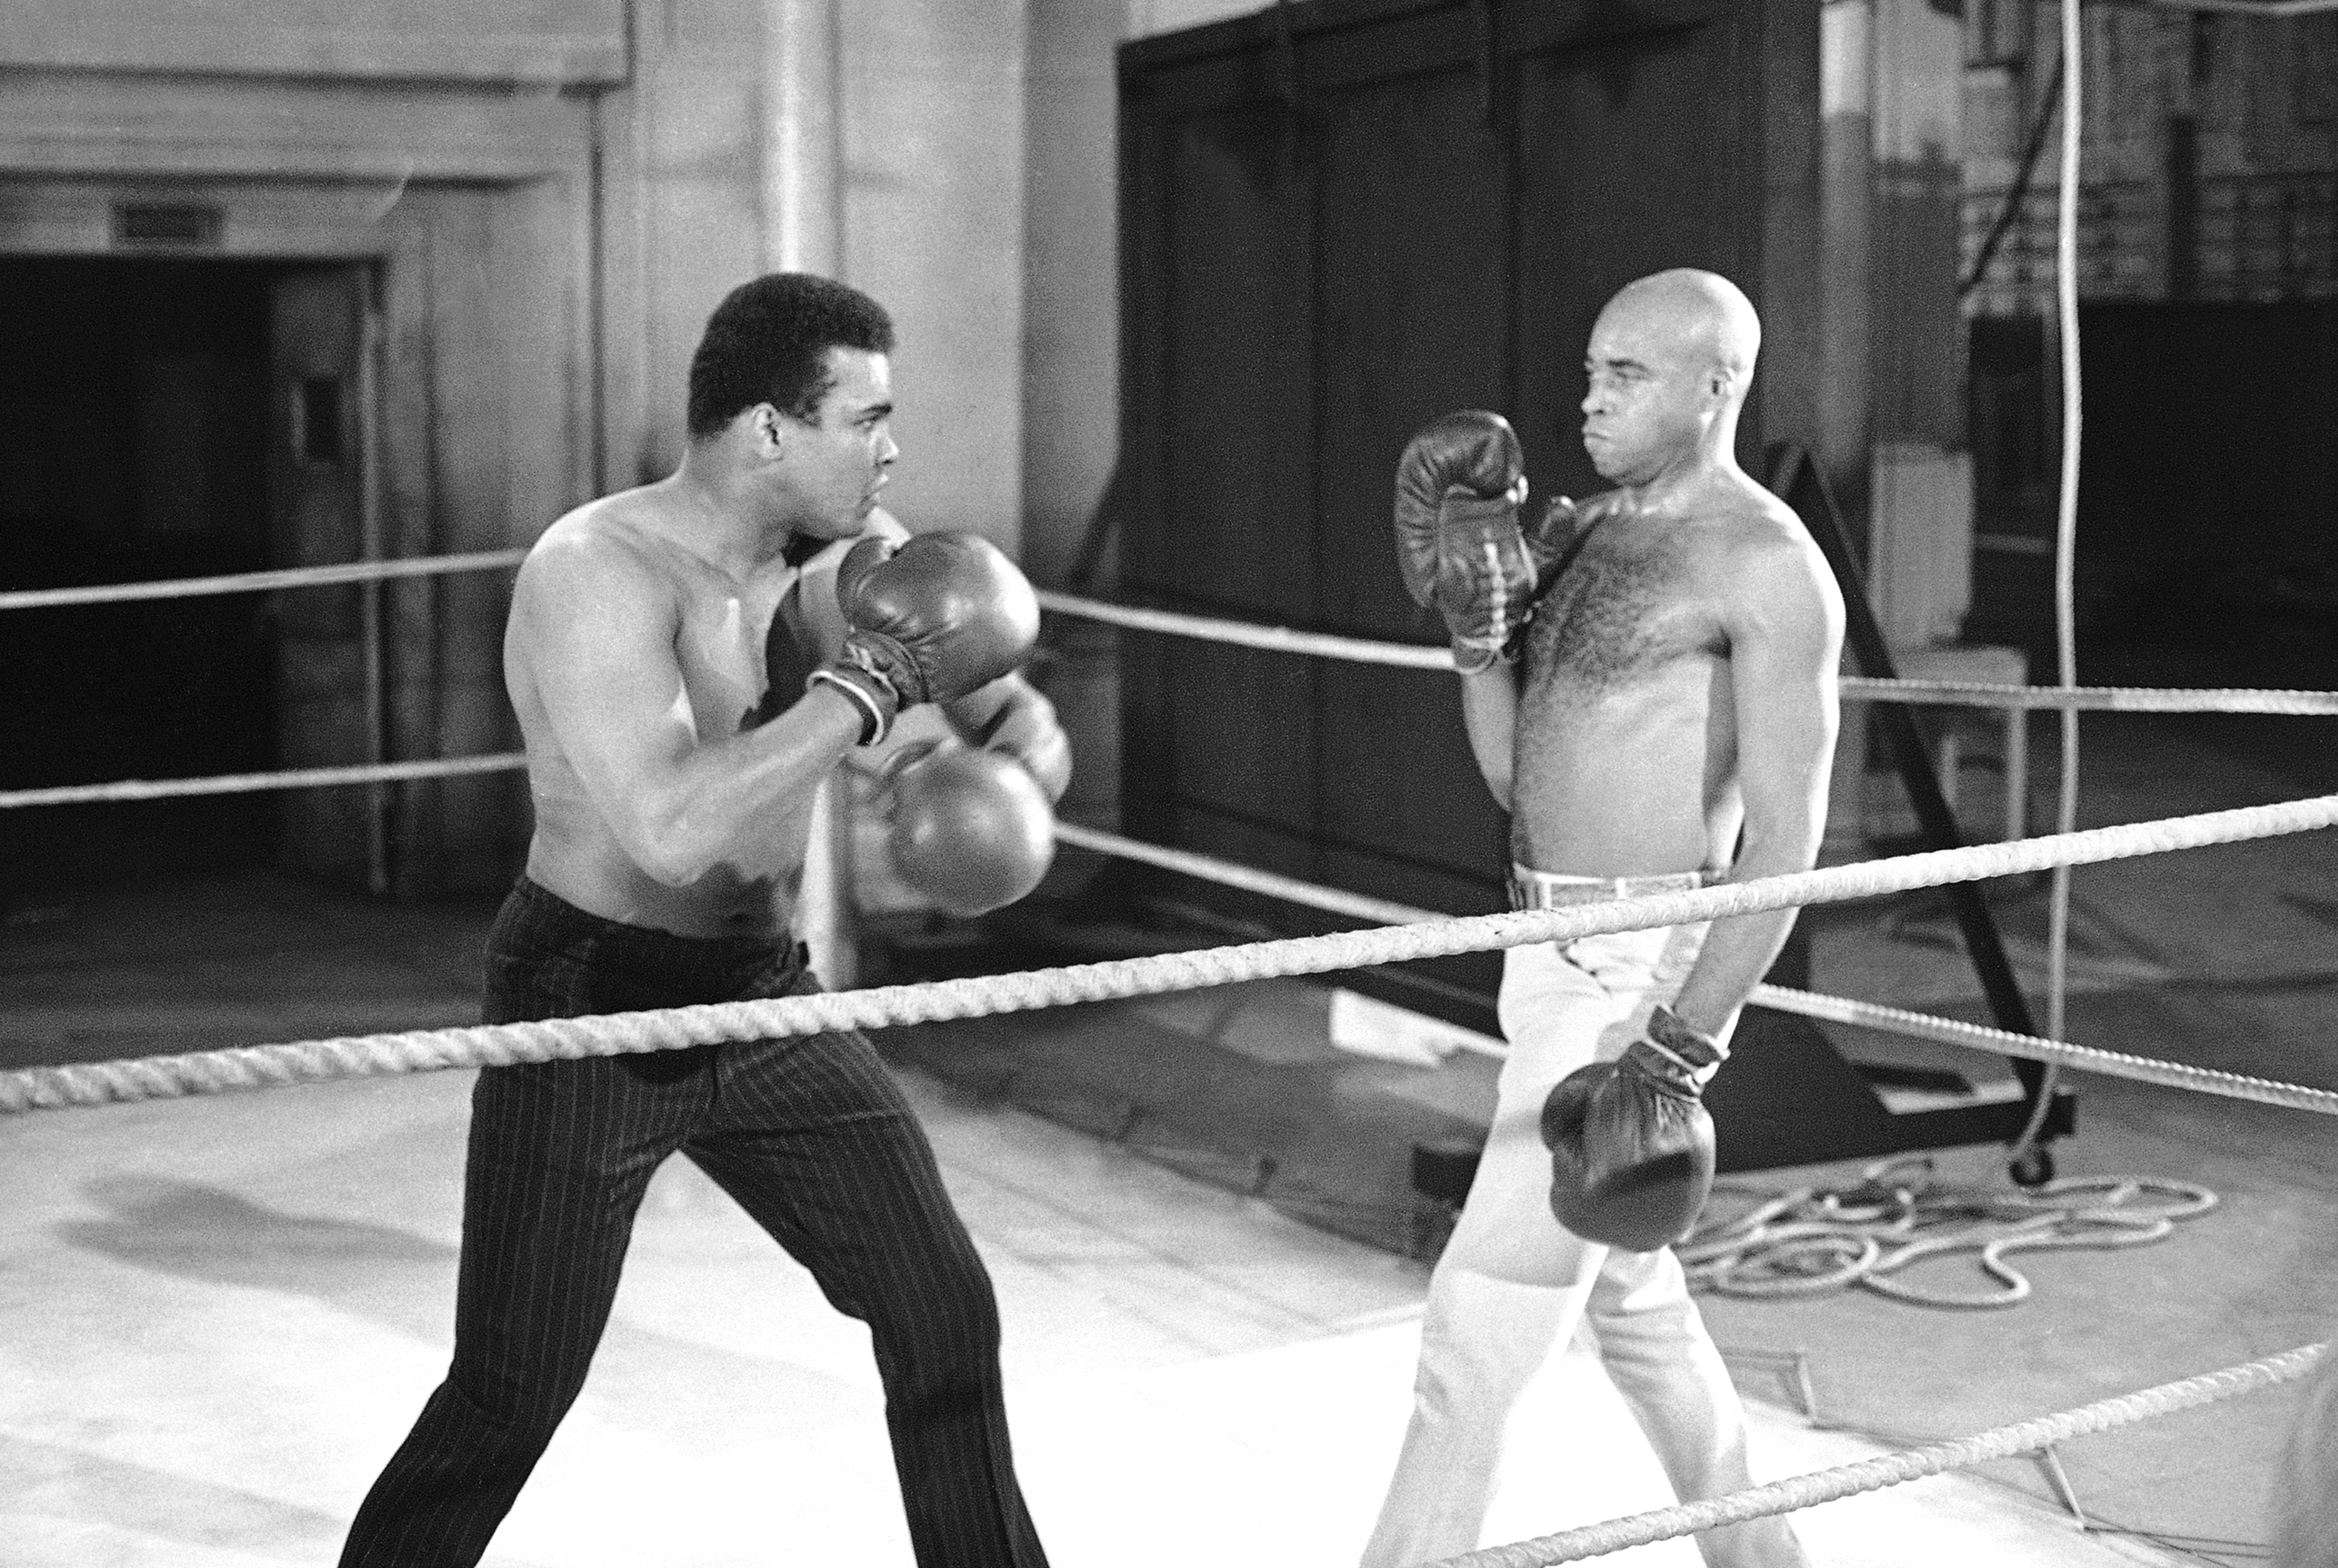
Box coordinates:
[1507,864,1721,911]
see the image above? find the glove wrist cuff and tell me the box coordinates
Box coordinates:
[1634,1004,1725,1079]
[808,664,897,747]
[1450,635,1513,674]
[841,629,928,708]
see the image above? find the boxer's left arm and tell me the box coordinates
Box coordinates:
[943,673,1072,803]
[1665,524,1845,1038]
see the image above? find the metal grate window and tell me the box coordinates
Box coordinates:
[111,202,225,249]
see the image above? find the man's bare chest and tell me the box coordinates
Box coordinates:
[1521,531,1724,697]
[674,576,800,737]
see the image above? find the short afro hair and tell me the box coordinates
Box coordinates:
[686,272,895,440]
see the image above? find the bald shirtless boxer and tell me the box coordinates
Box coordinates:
[1369,269,1843,1567]
[339,272,1065,1568]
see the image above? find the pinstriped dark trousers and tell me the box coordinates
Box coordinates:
[339,876,1049,1567]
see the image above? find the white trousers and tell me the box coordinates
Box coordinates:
[1359,927,1806,1568]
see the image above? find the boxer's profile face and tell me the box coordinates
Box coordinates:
[767,347,897,539]
[1579,301,1706,486]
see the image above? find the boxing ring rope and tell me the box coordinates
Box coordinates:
[11,584,2336,807]
[1049,819,2338,1117]
[0,547,529,610]
[1424,1341,2328,1568]
[0,753,526,809]
[4,792,2334,1116]
[1032,592,2338,715]
[8,762,2328,1116]
[0,564,2324,707]
[6,549,2336,715]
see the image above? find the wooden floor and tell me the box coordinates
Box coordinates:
[1,1055,2209,1568]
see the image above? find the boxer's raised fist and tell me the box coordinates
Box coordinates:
[884,744,1057,917]
[1393,411,1536,673]
[810,531,1040,744]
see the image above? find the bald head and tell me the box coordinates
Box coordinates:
[1603,269,1762,394]
[1580,269,1762,483]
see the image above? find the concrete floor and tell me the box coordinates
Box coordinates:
[3,711,2334,1565]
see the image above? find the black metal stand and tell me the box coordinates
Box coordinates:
[1763,441,2076,1171]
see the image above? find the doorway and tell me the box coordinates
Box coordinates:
[0,258,284,895]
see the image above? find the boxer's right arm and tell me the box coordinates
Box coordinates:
[1458,663,1519,810]
[511,537,864,886]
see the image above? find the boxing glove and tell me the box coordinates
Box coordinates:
[884,744,1057,917]
[1539,1004,1726,1252]
[1393,410,1545,673]
[810,531,1042,745]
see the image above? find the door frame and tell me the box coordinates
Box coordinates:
[0,170,592,891]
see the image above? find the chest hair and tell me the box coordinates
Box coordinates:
[1522,529,1719,697]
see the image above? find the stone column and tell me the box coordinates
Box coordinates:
[763,0,843,276]
[765,0,856,983]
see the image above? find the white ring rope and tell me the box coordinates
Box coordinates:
[13,783,2325,1113]
[1835,678,2338,715]
[0,557,2329,710]
[0,753,526,809]
[1747,984,2338,1115]
[1035,592,2338,716]
[1425,1341,2326,1567]
[1056,820,2338,1117]
[0,548,529,611]
[1037,590,1449,669]
[1052,820,1441,929]
[18,664,2335,811]
[4,794,2333,1115]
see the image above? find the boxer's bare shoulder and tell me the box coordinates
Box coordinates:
[1701,477,1841,643]
[520,486,700,603]
[504,488,707,736]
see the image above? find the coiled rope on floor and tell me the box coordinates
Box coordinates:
[4,793,2334,1115]
[1680,1158,2218,1308]
[1425,1341,2327,1567]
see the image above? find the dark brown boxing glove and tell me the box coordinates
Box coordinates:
[1393,410,1616,670]
[1539,1004,1726,1252]
[810,530,1041,745]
